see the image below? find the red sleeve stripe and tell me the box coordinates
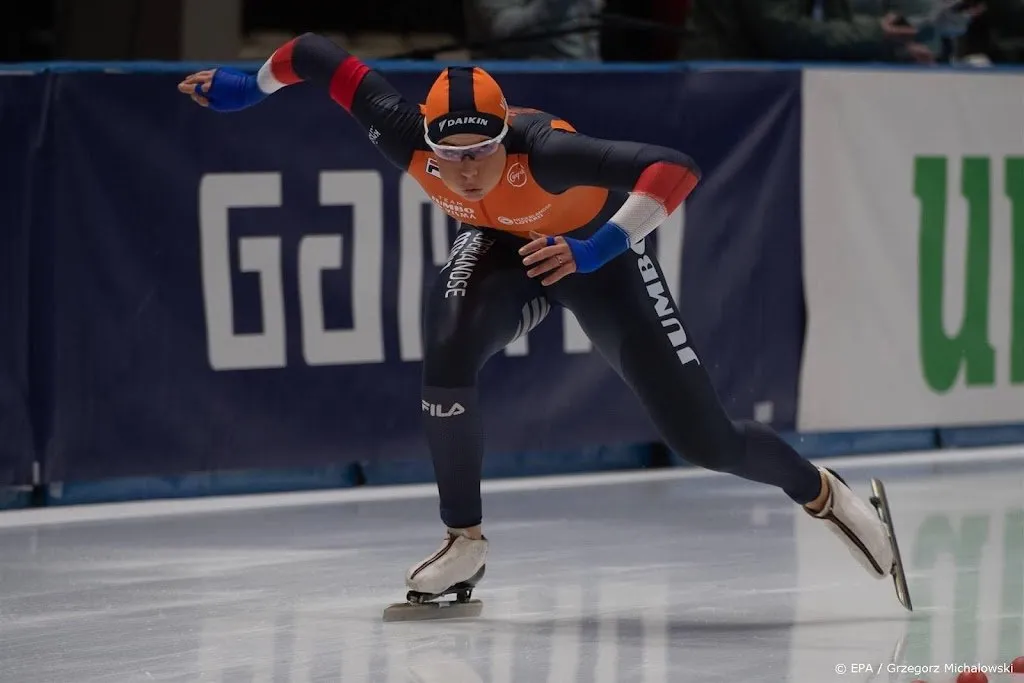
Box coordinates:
[633,162,699,214]
[329,56,371,112]
[269,40,301,86]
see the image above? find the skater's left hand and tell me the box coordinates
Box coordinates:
[520,231,577,286]
[520,222,632,285]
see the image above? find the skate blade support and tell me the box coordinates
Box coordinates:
[382,598,483,622]
[870,478,913,612]
[383,567,485,622]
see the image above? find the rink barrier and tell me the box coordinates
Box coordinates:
[2,430,1024,509]
[16,424,1019,509]
[5,443,1024,523]
[27,423,1024,509]
[44,463,363,507]
[937,424,1024,448]
[38,444,653,507]
[1,61,1023,510]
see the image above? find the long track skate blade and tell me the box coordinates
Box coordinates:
[382,599,483,622]
[870,478,913,612]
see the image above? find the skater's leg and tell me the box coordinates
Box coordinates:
[421,227,548,532]
[408,228,548,596]
[551,243,820,505]
[550,239,894,578]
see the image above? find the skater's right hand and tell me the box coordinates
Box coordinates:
[177,68,267,112]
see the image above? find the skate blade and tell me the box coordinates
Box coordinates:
[870,478,913,612]
[382,599,483,622]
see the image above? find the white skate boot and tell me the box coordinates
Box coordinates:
[806,468,912,611]
[382,528,488,622]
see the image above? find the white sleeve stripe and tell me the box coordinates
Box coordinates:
[609,194,669,244]
[256,60,287,94]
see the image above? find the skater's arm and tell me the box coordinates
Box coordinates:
[530,127,701,246]
[518,126,700,284]
[178,33,424,170]
[260,33,425,169]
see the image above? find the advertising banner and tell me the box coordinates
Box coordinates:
[799,69,1024,431]
[34,66,801,482]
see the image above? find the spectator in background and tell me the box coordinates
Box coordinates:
[463,0,603,60]
[852,0,987,61]
[951,0,1024,62]
[680,0,936,63]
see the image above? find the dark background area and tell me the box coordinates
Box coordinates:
[0,0,680,63]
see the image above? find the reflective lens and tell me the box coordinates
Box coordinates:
[430,139,503,162]
[425,123,508,162]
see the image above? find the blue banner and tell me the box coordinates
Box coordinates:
[0,74,44,487]
[13,65,802,483]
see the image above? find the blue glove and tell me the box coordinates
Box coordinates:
[198,68,267,112]
[563,222,631,273]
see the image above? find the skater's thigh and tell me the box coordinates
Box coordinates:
[424,227,548,385]
[551,238,735,452]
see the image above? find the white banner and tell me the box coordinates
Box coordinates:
[799,69,1024,431]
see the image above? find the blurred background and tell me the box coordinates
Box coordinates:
[5,0,1024,65]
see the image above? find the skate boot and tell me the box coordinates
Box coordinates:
[806,468,912,611]
[382,528,488,622]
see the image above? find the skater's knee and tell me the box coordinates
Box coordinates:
[423,325,487,386]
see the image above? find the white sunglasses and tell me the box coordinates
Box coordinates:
[424,121,509,161]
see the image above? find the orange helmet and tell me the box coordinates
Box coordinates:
[424,66,508,144]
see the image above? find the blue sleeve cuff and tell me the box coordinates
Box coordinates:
[570,221,631,273]
[594,221,631,253]
[207,68,268,112]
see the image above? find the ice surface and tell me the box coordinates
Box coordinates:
[0,447,1021,682]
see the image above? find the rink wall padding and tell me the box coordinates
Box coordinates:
[0,61,1021,508]
[0,74,45,489]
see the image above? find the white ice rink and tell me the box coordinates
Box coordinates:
[0,446,1022,683]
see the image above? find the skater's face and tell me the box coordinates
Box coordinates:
[433,133,507,202]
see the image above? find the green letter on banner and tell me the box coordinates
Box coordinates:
[1007,158,1024,384]
[917,156,995,392]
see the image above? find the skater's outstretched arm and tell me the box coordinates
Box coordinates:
[176,33,425,171]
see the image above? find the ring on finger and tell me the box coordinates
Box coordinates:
[556,255,563,265]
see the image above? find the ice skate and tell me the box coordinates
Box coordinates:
[869,478,913,611]
[806,468,912,611]
[382,528,488,622]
